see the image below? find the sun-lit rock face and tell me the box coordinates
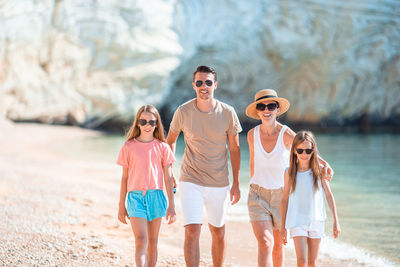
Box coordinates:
[0,0,181,127]
[166,0,400,125]
[0,0,399,128]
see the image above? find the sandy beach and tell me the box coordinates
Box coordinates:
[0,121,362,266]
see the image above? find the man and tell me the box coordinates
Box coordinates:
[166,65,242,267]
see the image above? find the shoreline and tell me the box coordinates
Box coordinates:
[9,119,400,135]
[0,121,394,266]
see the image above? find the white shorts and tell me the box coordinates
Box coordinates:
[180,181,230,227]
[289,221,325,239]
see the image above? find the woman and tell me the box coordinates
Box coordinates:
[245,89,332,267]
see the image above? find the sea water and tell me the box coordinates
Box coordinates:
[66,133,400,266]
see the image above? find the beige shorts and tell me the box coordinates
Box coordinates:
[247,184,283,229]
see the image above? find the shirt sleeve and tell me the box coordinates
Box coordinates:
[227,107,242,136]
[169,106,183,134]
[116,143,129,168]
[162,143,176,166]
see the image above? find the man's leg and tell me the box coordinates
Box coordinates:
[184,224,202,267]
[204,185,230,267]
[208,223,226,267]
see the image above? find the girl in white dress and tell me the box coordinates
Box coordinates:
[281,131,340,267]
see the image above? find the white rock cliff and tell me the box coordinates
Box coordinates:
[0,0,399,128]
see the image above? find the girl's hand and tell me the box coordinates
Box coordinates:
[118,205,128,224]
[333,221,341,238]
[280,228,288,245]
[166,207,176,224]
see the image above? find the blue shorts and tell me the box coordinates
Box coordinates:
[126,189,167,221]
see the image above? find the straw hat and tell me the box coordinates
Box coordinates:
[245,89,290,119]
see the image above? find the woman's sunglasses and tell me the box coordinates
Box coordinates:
[256,102,278,111]
[195,80,214,87]
[295,148,313,154]
[138,119,157,127]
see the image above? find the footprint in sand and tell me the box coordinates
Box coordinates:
[83,198,93,207]
[65,196,76,202]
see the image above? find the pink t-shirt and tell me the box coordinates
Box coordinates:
[116,139,175,192]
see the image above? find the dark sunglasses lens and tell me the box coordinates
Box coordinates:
[195,80,213,87]
[266,103,277,111]
[256,103,277,111]
[138,119,146,126]
[205,80,213,86]
[256,103,266,111]
[296,148,313,154]
[138,119,157,126]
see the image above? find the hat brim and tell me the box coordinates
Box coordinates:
[245,97,290,119]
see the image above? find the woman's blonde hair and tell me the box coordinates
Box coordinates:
[288,130,321,194]
[125,105,166,142]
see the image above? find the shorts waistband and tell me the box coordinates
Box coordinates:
[249,184,283,195]
[129,189,162,196]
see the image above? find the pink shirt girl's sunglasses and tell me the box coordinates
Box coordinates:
[138,119,157,127]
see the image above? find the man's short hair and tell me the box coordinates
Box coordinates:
[193,65,217,82]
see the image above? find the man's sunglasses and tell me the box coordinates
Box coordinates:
[256,103,278,111]
[296,148,313,154]
[138,119,157,127]
[195,80,214,87]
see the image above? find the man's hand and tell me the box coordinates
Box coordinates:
[230,183,241,205]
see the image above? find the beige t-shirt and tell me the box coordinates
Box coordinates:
[170,99,242,187]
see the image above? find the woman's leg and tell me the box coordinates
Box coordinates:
[273,229,284,267]
[293,236,307,267]
[307,238,321,267]
[147,217,162,267]
[130,217,148,267]
[251,220,274,267]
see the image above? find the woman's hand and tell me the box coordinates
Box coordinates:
[118,205,128,224]
[323,165,334,181]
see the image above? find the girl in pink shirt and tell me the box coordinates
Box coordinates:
[117,105,176,267]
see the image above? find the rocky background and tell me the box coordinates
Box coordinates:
[1,0,399,131]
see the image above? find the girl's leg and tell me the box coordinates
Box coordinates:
[251,220,274,267]
[307,238,321,267]
[273,229,284,267]
[147,217,162,267]
[130,217,148,267]
[293,236,307,267]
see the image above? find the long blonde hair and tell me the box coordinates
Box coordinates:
[125,105,166,142]
[288,130,321,194]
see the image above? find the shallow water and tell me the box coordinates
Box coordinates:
[62,132,400,265]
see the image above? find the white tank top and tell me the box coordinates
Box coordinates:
[285,170,327,229]
[250,124,290,189]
